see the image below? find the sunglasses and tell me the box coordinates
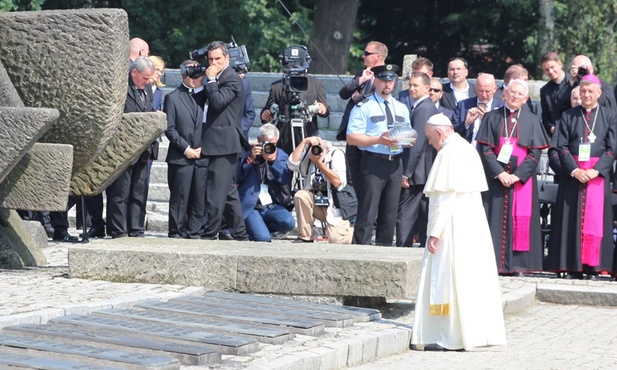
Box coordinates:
[429,88,442,93]
[363,50,379,56]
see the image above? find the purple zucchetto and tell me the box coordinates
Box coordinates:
[581,74,601,86]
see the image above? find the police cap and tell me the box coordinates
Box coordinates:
[371,64,400,81]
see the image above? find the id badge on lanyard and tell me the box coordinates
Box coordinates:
[578,143,591,161]
[497,142,513,164]
[259,184,273,206]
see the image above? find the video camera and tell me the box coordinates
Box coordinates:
[270,45,320,134]
[183,36,250,78]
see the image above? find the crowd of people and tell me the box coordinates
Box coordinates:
[32,37,617,284]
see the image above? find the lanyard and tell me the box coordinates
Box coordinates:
[503,108,521,142]
[580,107,599,143]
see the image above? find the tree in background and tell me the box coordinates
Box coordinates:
[4,0,617,82]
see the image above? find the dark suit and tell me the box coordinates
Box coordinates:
[452,97,505,143]
[338,71,374,192]
[106,76,155,238]
[396,97,439,247]
[201,66,247,239]
[440,81,476,111]
[164,84,207,238]
[540,75,572,136]
[398,90,415,114]
[240,77,256,138]
[261,75,329,154]
[438,105,454,120]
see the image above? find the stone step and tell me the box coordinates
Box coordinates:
[0,350,123,370]
[0,333,181,370]
[90,308,294,345]
[68,240,423,299]
[3,324,221,366]
[49,314,260,356]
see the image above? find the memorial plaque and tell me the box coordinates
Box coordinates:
[92,308,293,345]
[3,324,221,366]
[0,350,122,369]
[207,291,382,322]
[174,295,355,328]
[0,333,180,370]
[136,300,325,336]
[48,314,259,356]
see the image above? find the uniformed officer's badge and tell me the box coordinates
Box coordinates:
[386,64,393,71]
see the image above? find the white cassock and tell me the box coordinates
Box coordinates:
[411,132,507,350]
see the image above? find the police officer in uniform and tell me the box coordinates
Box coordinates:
[347,64,412,246]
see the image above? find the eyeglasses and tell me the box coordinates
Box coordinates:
[363,50,379,56]
[429,88,442,93]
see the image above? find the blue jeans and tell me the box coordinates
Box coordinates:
[245,204,295,242]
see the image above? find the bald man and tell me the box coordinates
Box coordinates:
[451,73,504,145]
[129,37,150,61]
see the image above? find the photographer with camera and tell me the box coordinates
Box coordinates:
[260,45,329,155]
[569,55,616,111]
[236,124,295,242]
[288,136,353,244]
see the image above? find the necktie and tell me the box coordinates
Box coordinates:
[384,100,394,125]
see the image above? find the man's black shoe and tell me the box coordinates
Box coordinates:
[423,343,447,352]
[44,227,55,239]
[80,228,106,239]
[564,271,584,280]
[218,232,234,240]
[52,231,79,243]
[293,238,314,243]
[110,233,128,239]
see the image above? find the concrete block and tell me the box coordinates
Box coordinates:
[536,283,617,306]
[358,333,378,363]
[0,143,73,211]
[501,282,537,315]
[0,107,59,184]
[0,9,129,174]
[375,328,412,358]
[68,240,423,300]
[68,241,238,289]
[0,209,46,268]
[235,245,420,298]
[70,112,167,196]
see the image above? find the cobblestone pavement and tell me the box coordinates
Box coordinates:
[3,234,617,369]
[350,302,617,369]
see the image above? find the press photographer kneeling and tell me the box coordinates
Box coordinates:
[288,136,353,244]
[237,124,295,242]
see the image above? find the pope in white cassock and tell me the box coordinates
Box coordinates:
[411,113,506,351]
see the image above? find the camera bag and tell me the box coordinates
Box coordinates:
[329,149,357,220]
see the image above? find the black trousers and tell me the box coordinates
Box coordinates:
[345,143,363,193]
[168,163,207,238]
[202,154,247,238]
[395,184,428,247]
[352,152,403,246]
[105,159,150,237]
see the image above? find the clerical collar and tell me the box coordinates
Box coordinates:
[505,105,519,114]
[584,105,598,113]
[182,83,193,93]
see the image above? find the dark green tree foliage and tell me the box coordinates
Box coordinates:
[121,0,315,72]
[356,0,539,79]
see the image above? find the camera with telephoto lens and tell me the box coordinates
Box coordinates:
[577,66,589,78]
[180,64,207,79]
[310,144,323,156]
[261,141,276,155]
[186,36,250,78]
[312,176,329,207]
